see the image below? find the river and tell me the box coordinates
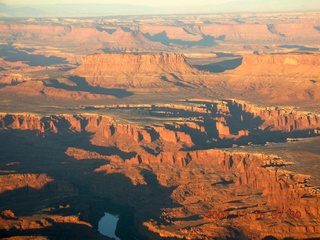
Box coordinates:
[98,212,121,240]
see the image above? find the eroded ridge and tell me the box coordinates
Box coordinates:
[0,99,320,239]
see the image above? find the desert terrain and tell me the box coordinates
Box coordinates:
[0,11,320,240]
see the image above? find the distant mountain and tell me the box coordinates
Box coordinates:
[0,3,156,17]
[0,3,45,17]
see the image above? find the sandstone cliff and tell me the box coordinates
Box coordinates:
[233,53,320,77]
[73,53,198,75]
[0,174,53,194]
[201,23,320,43]
[69,53,203,88]
[1,108,320,239]
[1,99,319,149]
[229,99,320,132]
[207,53,320,105]
[0,24,164,53]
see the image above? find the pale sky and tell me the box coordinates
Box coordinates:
[4,0,218,5]
[1,0,309,7]
[2,0,319,16]
[4,0,215,6]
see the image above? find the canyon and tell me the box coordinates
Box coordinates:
[1,99,320,239]
[2,51,320,110]
[0,11,320,240]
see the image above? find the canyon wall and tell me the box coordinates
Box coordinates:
[201,23,320,42]
[226,100,320,132]
[0,24,164,53]
[1,99,320,148]
[1,107,320,239]
[1,22,319,48]
[233,53,320,77]
[72,53,198,75]
[69,53,202,88]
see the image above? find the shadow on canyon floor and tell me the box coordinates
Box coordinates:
[43,76,134,98]
[144,31,217,47]
[193,58,242,73]
[0,44,68,66]
[0,82,19,89]
[0,128,180,240]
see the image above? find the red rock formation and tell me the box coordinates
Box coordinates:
[140,25,202,41]
[69,53,202,88]
[154,127,177,143]
[1,99,319,151]
[0,24,164,53]
[1,210,16,219]
[0,80,117,100]
[75,53,198,75]
[0,211,95,239]
[233,53,320,77]
[201,23,320,43]
[0,24,71,38]
[153,103,208,114]
[202,24,277,42]
[153,126,193,146]
[274,23,320,41]
[0,174,53,194]
[198,53,320,105]
[95,146,320,239]
[215,118,230,138]
[229,100,320,131]
[1,110,319,239]
[64,26,164,52]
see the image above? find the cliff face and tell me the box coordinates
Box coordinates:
[1,99,319,149]
[0,24,71,38]
[209,53,320,105]
[0,24,164,53]
[70,53,202,88]
[74,53,198,75]
[0,174,53,194]
[233,53,320,77]
[94,148,320,239]
[201,23,320,42]
[241,54,320,66]
[228,100,320,132]
[140,25,203,42]
[1,106,320,239]
[0,113,194,154]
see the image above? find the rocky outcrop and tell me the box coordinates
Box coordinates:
[215,118,230,137]
[0,174,53,194]
[1,210,16,219]
[201,23,320,43]
[140,25,203,42]
[0,113,193,151]
[232,53,320,77]
[228,100,320,132]
[1,99,320,150]
[1,108,320,240]
[242,53,320,66]
[0,24,164,54]
[95,147,320,239]
[199,53,320,105]
[153,126,193,146]
[69,53,202,88]
[0,24,71,38]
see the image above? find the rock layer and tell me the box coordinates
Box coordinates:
[1,100,320,239]
[70,53,202,88]
[234,53,320,77]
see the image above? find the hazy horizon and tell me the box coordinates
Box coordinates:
[1,0,320,17]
